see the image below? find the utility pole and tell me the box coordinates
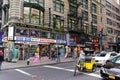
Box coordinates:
[49,8,51,59]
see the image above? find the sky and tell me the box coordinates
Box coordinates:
[116,0,120,4]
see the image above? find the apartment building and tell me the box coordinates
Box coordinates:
[1,0,68,60]
[105,0,120,51]
[67,0,106,51]
[1,0,119,60]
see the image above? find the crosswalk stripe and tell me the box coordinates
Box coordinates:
[43,65,102,78]
[15,69,32,76]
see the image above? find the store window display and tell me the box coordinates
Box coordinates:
[30,30,40,37]
[16,28,29,36]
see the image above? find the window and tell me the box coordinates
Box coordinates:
[68,0,77,3]
[91,3,97,13]
[92,25,97,35]
[112,13,116,19]
[31,8,40,24]
[115,57,120,64]
[116,8,120,14]
[53,0,64,13]
[23,7,44,25]
[92,14,97,24]
[111,5,116,12]
[112,21,117,27]
[110,53,117,57]
[117,23,120,28]
[100,8,102,13]
[68,19,76,30]
[30,29,40,37]
[108,27,113,34]
[81,0,88,9]
[25,0,44,7]
[55,33,65,40]
[82,10,88,21]
[83,24,89,34]
[106,9,112,17]
[96,53,106,57]
[24,7,30,23]
[16,28,29,36]
[69,5,77,13]
[0,8,2,17]
[53,15,64,30]
[107,18,112,25]
[106,1,111,9]
[116,15,120,21]
[40,31,49,38]
[24,0,29,2]
[4,7,9,24]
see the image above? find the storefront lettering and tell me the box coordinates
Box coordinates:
[31,38,40,42]
[40,39,55,43]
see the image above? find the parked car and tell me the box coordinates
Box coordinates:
[100,55,120,80]
[94,51,118,66]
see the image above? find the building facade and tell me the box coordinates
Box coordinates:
[2,0,67,60]
[1,0,120,60]
[67,0,106,51]
[104,0,120,52]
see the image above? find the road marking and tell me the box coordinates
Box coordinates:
[43,65,102,78]
[15,69,32,76]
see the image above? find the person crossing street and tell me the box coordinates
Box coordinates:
[77,50,85,70]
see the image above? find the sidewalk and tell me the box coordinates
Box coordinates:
[2,57,74,70]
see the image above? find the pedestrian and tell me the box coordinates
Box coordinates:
[56,47,61,63]
[0,50,4,71]
[77,50,85,70]
[51,48,56,60]
[73,47,78,60]
[34,51,39,63]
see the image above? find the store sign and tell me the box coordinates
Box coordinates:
[15,41,29,44]
[40,38,55,43]
[31,38,40,42]
[2,37,7,42]
[56,40,66,44]
[14,36,31,42]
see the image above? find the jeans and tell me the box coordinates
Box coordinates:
[57,55,60,62]
[0,61,2,71]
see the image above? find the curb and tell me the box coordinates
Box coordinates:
[2,60,74,71]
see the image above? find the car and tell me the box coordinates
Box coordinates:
[94,51,118,66]
[100,55,120,80]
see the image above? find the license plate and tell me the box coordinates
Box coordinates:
[109,75,115,79]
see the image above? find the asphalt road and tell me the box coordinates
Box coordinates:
[0,62,103,80]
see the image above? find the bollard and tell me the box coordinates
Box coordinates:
[27,59,30,65]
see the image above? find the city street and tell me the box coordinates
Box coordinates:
[0,62,102,80]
